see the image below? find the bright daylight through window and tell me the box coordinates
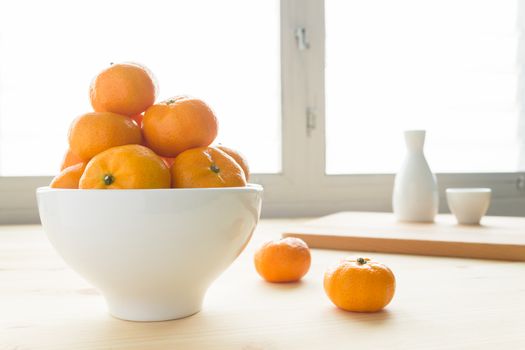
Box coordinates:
[0,0,281,176]
[326,0,524,174]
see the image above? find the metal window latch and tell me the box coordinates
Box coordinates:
[306,107,316,137]
[295,27,310,51]
[518,174,525,192]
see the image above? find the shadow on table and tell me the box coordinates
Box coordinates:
[254,279,306,291]
[325,307,394,326]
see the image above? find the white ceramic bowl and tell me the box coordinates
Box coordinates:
[446,188,491,225]
[36,185,263,321]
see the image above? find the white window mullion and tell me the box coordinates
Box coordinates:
[280,0,316,185]
[251,0,326,217]
[280,0,326,188]
[303,0,327,188]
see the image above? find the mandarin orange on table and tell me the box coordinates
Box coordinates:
[50,163,86,189]
[143,96,218,157]
[324,257,396,312]
[170,146,246,188]
[217,145,250,181]
[60,148,83,171]
[68,112,142,161]
[254,237,311,283]
[90,63,157,116]
[79,144,170,189]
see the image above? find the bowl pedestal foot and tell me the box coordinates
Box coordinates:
[106,294,204,322]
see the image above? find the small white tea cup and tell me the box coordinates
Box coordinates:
[446,188,492,225]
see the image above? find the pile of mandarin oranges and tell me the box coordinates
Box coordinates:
[50,61,396,313]
[51,62,249,190]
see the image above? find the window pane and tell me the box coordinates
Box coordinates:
[326,0,521,174]
[0,0,280,176]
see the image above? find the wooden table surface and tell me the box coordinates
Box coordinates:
[1,219,524,349]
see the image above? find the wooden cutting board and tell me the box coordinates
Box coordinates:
[282,212,525,261]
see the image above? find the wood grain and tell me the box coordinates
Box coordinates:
[283,212,525,261]
[0,219,524,349]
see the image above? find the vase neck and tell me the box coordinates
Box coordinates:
[404,130,426,153]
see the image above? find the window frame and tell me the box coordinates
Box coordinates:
[1,0,525,224]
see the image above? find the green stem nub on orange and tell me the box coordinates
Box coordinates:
[103,174,115,186]
[210,164,220,174]
[356,257,367,265]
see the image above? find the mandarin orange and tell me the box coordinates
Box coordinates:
[324,257,396,312]
[68,112,142,161]
[254,237,311,283]
[90,63,156,116]
[143,96,218,157]
[60,148,83,171]
[170,146,245,188]
[50,163,86,189]
[79,144,170,189]
[216,145,250,181]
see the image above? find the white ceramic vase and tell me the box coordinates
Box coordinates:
[393,130,438,222]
